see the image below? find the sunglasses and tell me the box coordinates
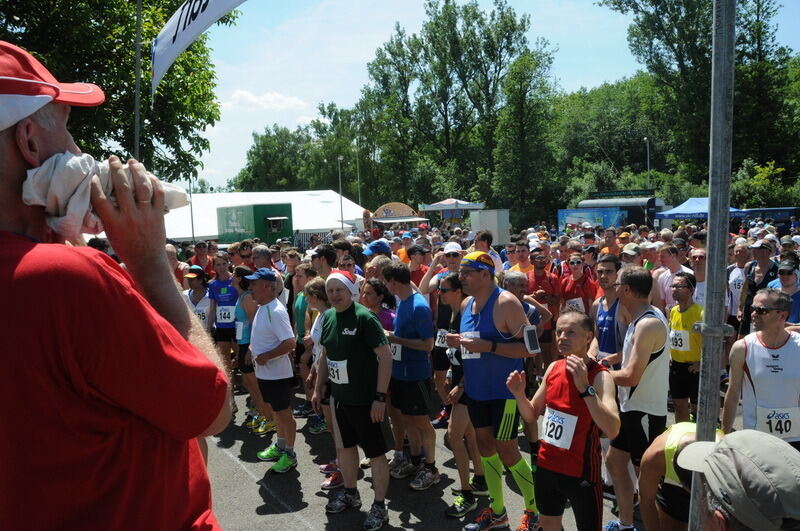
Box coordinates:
[752,306,780,315]
[239,253,252,259]
[439,287,457,293]
[445,252,461,258]
[690,255,706,260]
[779,270,795,275]
[569,260,583,265]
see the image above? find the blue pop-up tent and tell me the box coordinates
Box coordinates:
[656,197,746,219]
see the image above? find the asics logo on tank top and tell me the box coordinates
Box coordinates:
[341,328,357,336]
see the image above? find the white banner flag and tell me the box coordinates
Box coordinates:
[151,0,247,94]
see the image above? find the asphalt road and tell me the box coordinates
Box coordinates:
[207,387,648,531]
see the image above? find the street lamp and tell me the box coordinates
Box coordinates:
[644,137,651,188]
[354,138,362,206]
[337,155,344,231]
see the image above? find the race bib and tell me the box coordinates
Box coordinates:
[390,343,402,361]
[216,305,235,323]
[327,359,349,384]
[195,310,207,324]
[757,406,800,440]
[235,321,244,341]
[542,406,578,450]
[669,329,690,351]
[564,297,584,313]
[460,331,481,360]
[446,347,460,366]
[435,329,448,348]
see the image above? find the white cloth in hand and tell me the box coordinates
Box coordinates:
[22,152,189,241]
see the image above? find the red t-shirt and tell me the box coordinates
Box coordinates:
[189,254,216,278]
[0,233,227,530]
[526,270,561,330]
[538,358,607,479]
[561,274,599,315]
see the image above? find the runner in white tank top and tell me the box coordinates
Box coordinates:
[724,288,800,450]
[617,306,670,416]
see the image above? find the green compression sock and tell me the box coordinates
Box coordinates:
[509,458,538,513]
[481,453,505,514]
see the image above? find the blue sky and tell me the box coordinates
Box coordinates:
[195,0,800,189]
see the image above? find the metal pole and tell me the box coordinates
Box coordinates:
[337,155,344,231]
[644,137,651,187]
[688,0,736,528]
[355,138,362,206]
[188,179,196,242]
[133,0,143,160]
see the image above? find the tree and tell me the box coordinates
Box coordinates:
[0,0,234,181]
[493,49,556,227]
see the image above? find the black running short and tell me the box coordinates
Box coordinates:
[656,482,690,523]
[294,341,312,368]
[432,346,451,372]
[669,361,699,401]
[466,398,520,441]
[213,327,236,342]
[389,378,434,416]
[237,343,254,374]
[257,376,295,412]
[536,466,603,531]
[610,411,667,466]
[331,398,394,458]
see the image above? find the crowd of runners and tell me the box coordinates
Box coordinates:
[3,40,800,531]
[167,219,800,531]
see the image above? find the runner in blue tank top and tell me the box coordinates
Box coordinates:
[452,252,540,531]
[590,254,627,370]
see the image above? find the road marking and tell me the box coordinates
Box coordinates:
[219,447,318,530]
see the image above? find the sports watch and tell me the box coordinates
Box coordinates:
[579,386,597,398]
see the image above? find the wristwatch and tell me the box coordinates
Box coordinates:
[579,386,597,398]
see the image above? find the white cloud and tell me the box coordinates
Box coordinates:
[222,89,307,111]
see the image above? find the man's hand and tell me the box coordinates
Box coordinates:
[445,333,461,348]
[311,389,322,415]
[305,370,316,391]
[688,362,700,374]
[460,336,489,353]
[370,400,386,423]
[447,385,463,405]
[90,156,167,273]
[432,251,445,266]
[506,370,527,399]
[534,289,547,300]
[255,354,268,366]
[565,355,590,392]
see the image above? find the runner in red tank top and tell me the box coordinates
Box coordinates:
[507,310,620,531]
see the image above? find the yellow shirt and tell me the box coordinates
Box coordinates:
[668,303,703,363]
[510,263,535,274]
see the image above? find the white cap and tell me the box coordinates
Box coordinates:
[443,242,463,254]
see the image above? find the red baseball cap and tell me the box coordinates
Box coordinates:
[418,223,430,230]
[0,41,105,131]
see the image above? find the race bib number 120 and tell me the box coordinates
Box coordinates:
[542,406,578,450]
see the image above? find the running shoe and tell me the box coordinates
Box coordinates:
[603,521,638,531]
[270,452,297,474]
[516,510,539,531]
[292,402,313,418]
[388,453,406,473]
[308,416,328,435]
[257,443,283,462]
[431,407,450,429]
[446,491,477,517]
[463,507,509,531]
[451,476,489,497]
[409,466,440,490]
[244,414,260,429]
[325,490,362,514]
[319,461,339,474]
[362,503,389,531]
[321,471,344,490]
[390,460,420,479]
[253,420,277,435]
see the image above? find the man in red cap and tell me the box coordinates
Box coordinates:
[0,41,230,529]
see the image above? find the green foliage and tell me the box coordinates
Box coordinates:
[227,0,797,228]
[0,0,235,181]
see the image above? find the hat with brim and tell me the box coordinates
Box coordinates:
[677,430,800,531]
[183,265,205,279]
[1,41,105,132]
[244,267,277,282]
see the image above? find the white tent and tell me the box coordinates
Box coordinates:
[165,189,365,241]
